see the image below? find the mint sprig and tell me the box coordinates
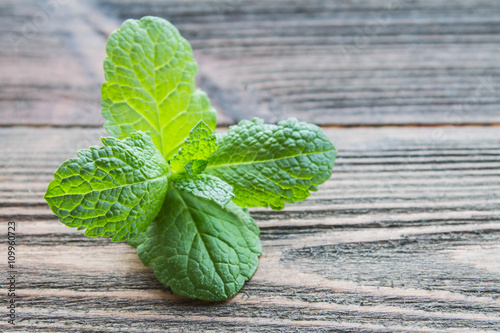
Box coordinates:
[45,16,337,301]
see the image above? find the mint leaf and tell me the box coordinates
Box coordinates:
[101,16,217,160]
[170,120,217,176]
[174,174,234,207]
[205,118,336,210]
[135,184,261,301]
[45,15,338,302]
[44,131,169,242]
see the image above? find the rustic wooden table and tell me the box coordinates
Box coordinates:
[1,0,499,332]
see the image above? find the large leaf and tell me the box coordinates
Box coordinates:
[44,132,169,242]
[205,118,337,210]
[101,16,217,160]
[135,184,261,301]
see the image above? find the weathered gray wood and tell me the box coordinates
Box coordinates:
[99,0,500,125]
[1,127,499,332]
[2,0,500,331]
[0,0,235,127]
[2,0,500,127]
[0,0,110,126]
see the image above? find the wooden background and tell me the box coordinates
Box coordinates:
[1,0,499,332]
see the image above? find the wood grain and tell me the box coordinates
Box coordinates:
[2,0,500,332]
[0,0,235,127]
[2,0,500,126]
[0,0,112,127]
[99,0,500,125]
[1,127,499,332]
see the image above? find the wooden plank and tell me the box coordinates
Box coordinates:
[0,0,232,127]
[99,0,500,126]
[0,0,111,126]
[1,126,499,332]
[3,0,499,127]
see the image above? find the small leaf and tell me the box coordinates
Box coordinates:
[44,131,169,242]
[174,174,234,207]
[170,120,217,175]
[135,184,261,301]
[101,16,217,160]
[205,118,337,210]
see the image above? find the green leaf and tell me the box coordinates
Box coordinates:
[44,131,169,242]
[127,231,147,249]
[174,174,234,207]
[205,118,336,210]
[101,16,217,160]
[135,184,261,301]
[170,120,217,176]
